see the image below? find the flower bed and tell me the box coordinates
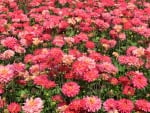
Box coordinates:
[0,0,150,113]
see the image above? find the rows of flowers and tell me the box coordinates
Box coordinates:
[0,0,150,113]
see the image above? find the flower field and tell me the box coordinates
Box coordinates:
[0,0,150,113]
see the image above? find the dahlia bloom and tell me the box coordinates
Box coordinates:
[132,47,145,57]
[103,98,117,112]
[43,16,61,29]
[118,55,144,67]
[12,63,25,73]
[97,62,118,75]
[0,50,15,60]
[126,46,145,57]
[1,37,19,49]
[40,34,52,41]
[0,65,14,84]
[117,99,134,113]
[22,97,44,113]
[48,48,64,65]
[69,49,82,58]
[32,38,43,46]
[7,102,21,113]
[34,75,56,89]
[62,81,80,97]
[59,0,70,5]
[122,86,135,96]
[24,54,33,63]
[89,52,101,61]
[67,99,84,111]
[118,33,126,40]
[132,74,148,89]
[135,99,150,112]
[118,76,130,86]
[85,41,95,49]
[101,0,115,7]
[109,77,119,85]
[72,57,96,78]
[62,54,75,65]
[83,69,99,82]
[77,56,96,69]
[98,55,112,63]
[64,72,74,79]
[83,96,102,112]
[126,46,137,56]
[72,61,91,75]
[64,37,74,45]
[9,10,29,22]
[74,33,88,44]
[100,38,117,49]
[52,36,65,47]
[51,95,64,103]
[14,45,26,54]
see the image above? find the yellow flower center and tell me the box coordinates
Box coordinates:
[0,68,8,75]
[28,100,35,107]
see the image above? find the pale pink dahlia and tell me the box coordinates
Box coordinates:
[83,96,102,112]
[77,56,96,69]
[62,82,80,97]
[117,99,134,113]
[0,65,14,83]
[0,50,15,60]
[97,62,118,75]
[22,97,44,113]
[62,54,75,65]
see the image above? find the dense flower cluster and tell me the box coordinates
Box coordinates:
[0,0,149,113]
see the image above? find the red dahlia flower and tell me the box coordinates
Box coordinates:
[7,102,21,113]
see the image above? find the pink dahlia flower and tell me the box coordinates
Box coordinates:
[83,96,102,112]
[7,102,21,113]
[97,62,118,75]
[135,99,150,112]
[117,99,134,113]
[132,74,148,89]
[62,54,75,65]
[52,36,65,47]
[118,55,144,67]
[77,56,96,69]
[34,75,56,89]
[22,97,44,113]
[0,65,14,84]
[103,99,117,112]
[83,69,99,82]
[67,99,84,111]
[62,81,80,97]
[0,50,15,60]
[1,37,19,50]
